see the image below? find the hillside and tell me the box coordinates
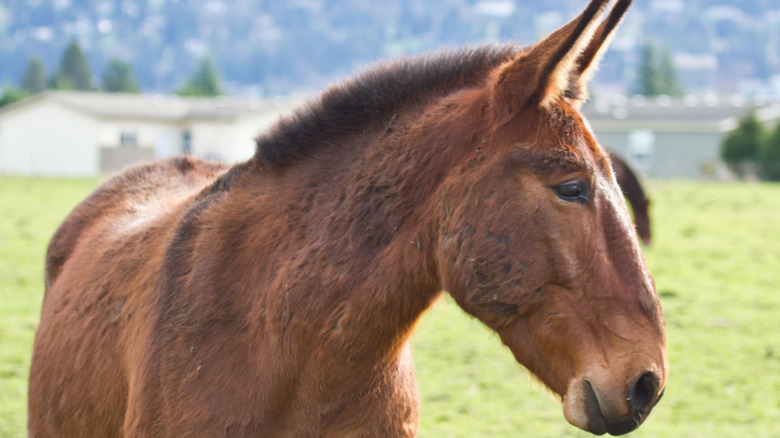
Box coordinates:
[0,0,778,97]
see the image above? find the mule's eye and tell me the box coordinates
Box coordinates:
[553,180,589,203]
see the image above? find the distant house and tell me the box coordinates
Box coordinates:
[4,91,780,179]
[0,91,297,176]
[583,95,780,179]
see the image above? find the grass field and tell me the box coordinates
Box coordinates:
[1,176,779,437]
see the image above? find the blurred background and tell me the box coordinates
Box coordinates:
[1,1,780,437]
[0,0,779,178]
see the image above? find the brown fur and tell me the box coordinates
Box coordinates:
[609,151,652,246]
[29,1,666,436]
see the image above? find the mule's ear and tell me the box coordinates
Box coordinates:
[570,0,633,106]
[490,0,616,117]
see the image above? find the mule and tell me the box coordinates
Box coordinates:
[609,151,652,246]
[29,0,667,436]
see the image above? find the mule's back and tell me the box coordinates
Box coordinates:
[31,157,227,436]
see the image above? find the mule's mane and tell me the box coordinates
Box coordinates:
[254,44,521,168]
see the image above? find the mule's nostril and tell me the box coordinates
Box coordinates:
[583,379,607,435]
[628,372,659,412]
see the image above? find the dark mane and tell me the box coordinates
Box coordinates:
[254,44,520,168]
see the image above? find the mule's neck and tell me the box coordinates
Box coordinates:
[227,116,452,361]
[234,77,494,362]
[297,111,449,352]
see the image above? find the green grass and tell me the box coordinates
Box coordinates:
[0,176,101,436]
[2,177,780,437]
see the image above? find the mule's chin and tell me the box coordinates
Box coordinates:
[562,379,646,436]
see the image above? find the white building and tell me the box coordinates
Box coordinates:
[0,91,297,176]
[5,91,780,180]
[583,94,780,179]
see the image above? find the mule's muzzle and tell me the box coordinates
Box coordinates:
[581,372,663,436]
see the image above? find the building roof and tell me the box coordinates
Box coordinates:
[582,94,780,133]
[5,91,780,134]
[0,91,299,122]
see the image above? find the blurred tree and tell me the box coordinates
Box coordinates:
[50,41,93,91]
[102,60,140,93]
[656,46,682,97]
[634,42,683,96]
[20,58,47,94]
[177,56,224,97]
[720,111,765,178]
[759,122,780,181]
[634,43,659,96]
[0,86,28,108]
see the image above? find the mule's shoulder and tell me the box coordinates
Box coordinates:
[44,157,229,291]
[155,160,249,321]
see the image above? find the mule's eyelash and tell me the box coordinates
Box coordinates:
[552,180,590,203]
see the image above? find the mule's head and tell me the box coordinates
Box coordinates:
[435,1,667,435]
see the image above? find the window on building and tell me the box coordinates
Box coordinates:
[120,131,138,147]
[182,130,192,155]
[627,130,655,169]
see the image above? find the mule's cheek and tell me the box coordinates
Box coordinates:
[495,315,577,398]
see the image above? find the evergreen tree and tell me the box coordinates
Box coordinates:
[102,60,140,93]
[759,122,780,181]
[721,111,765,177]
[656,46,682,97]
[21,58,47,94]
[51,41,93,91]
[177,56,224,97]
[634,42,683,96]
[635,43,659,96]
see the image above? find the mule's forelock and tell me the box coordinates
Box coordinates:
[491,0,632,116]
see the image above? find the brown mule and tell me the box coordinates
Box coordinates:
[609,151,652,246]
[29,0,666,436]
